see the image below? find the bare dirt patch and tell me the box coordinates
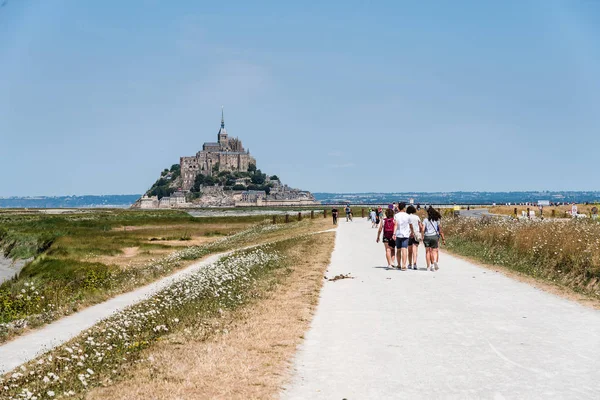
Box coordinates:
[86,231,336,400]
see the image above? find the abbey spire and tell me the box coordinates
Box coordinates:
[218,106,228,144]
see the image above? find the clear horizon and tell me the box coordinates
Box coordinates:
[1,1,599,196]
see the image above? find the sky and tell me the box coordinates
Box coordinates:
[1,0,599,196]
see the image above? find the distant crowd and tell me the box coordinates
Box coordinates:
[331,203,446,271]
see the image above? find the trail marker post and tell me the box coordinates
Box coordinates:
[298,212,302,221]
[324,209,327,218]
[310,210,314,219]
[285,214,289,223]
[272,215,276,225]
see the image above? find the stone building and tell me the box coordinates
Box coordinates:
[180,109,256,191]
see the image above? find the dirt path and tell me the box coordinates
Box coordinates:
[283,219,600,399]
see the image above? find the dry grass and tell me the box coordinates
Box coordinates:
[86,231,335,400]
[108,217,333,272]
[89,237,219,269]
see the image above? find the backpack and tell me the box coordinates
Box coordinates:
[427,219,440,238]
[383,218,395,239]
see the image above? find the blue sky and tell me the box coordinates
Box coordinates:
[1,0,599,196]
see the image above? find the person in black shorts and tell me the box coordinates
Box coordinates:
[376,208,397,268]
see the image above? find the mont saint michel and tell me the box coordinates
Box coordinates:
[133,110,317,208]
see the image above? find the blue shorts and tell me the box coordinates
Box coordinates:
[395,237,409,248]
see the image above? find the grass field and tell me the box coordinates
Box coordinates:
[1,222,335,400]
[0,209,331,342]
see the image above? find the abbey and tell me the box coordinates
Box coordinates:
[180,109,256,191]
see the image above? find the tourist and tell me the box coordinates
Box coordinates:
[345,204,352,222]
[370,209,377,228]
[332,207,338,225]
[393,202,412,270]
[406,205,423,270]
[376,206,382,226]
[376,208,397,268]
[423,207,446,271]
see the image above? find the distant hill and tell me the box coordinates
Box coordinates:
[0,195,141,208]
[314,191,600,205]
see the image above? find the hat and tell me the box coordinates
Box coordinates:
[388,204,394,209]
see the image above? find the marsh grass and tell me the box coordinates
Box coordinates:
[0,208,329,342]
[445,217,600,298]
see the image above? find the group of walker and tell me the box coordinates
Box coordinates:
[374,202,446,271]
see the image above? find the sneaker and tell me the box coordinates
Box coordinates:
[434,262,439,270]
[407,264,412,270]
[413,264,418,270]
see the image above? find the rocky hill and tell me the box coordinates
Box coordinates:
[132,163,317,208]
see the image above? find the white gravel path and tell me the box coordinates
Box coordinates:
[283,219,600,399]
[0,253,224,375]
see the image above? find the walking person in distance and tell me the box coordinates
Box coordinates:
[370,209,377,228]
[331,207,338,225]
[423,207,446,271]
[376,208,397,268]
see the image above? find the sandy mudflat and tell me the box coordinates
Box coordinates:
[0,255,30,284]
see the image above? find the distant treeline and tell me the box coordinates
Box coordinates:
[0,195,141,208]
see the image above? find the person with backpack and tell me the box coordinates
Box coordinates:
[345,205,353,222]
[376,208,397,268]
[406,205,424,270]
[423,207,446,271]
